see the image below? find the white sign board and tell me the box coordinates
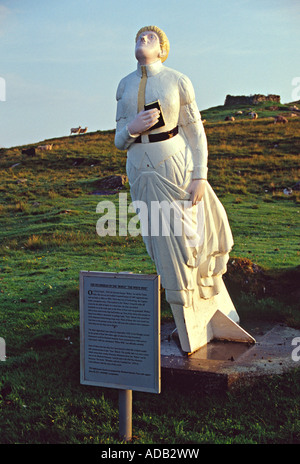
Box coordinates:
[80,271,161,393]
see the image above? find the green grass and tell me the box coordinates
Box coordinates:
[0,108,299,444]
[1,349,299,444]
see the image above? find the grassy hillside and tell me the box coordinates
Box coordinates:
[201,99,300,122]
[0,106,299,444]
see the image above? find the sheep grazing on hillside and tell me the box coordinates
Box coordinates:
[21,147,35,156]
[249,112,258,119]
[38,144,53,151]
[70,126,81,135]
[225,116,235,121]
[274,115,288,124]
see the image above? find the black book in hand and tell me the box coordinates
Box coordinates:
[144,100,165,130]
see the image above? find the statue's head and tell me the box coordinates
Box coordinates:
[135,25,169,64]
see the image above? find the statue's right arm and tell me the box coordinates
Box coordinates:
[114,80,138,150]
[115,79,135,150]
[114,79,159,150]
[114,122,138,151]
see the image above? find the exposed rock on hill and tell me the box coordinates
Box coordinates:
[225,94,280,106]
[90,174,128,195]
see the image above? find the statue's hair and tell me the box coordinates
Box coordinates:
[135,25,169,62]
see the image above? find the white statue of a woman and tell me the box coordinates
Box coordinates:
[115,26,254,353]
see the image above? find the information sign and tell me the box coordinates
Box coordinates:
[80,271,161,393]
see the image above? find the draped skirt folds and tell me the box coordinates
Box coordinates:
[126,138,234,308]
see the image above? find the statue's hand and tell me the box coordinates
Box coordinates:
[186,179,206,206]
[127,109,160,136]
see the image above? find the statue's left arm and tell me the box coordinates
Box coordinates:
[178,75,208,205]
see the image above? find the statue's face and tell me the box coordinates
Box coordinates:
[135,30,162,64]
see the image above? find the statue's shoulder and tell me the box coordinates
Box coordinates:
[161,66,195,104]
[161,65,183,78]
[119,69,137,83]
[116,70,137,99]
[161,66,192,86]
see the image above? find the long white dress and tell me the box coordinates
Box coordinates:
[115,59,233,315]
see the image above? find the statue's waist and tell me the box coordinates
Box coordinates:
[127,132,187,169]
[134,126,178,143]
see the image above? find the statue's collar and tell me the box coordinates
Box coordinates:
[137,60,163,77]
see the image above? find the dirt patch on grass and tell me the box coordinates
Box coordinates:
[226,257,300,304]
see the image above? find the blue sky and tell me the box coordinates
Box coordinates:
[0,0,299,148]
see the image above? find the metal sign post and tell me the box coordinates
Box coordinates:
[119,389,132,441]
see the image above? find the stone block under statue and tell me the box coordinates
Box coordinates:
[170,279,255,354]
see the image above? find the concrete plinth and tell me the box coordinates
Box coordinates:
[161,320,300,391]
